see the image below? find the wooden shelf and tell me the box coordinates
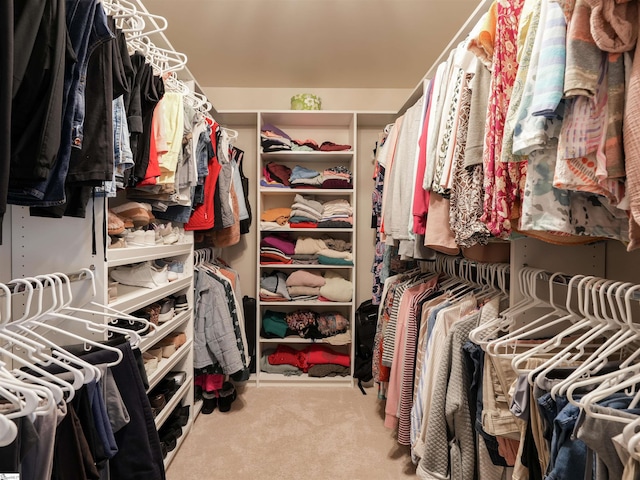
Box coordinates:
[259,225,353,233]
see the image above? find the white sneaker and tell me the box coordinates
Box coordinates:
[144,230,156,246]
[110,262,169,288]
[126,230,146,247]
[163,227,180,245]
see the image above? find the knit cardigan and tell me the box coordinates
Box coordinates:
[417,313,479,480]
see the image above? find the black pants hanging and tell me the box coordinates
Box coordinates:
[0,0,13,244]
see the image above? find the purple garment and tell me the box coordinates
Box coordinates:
[260,234,296,255]
[321,179,353,189]
[261,124,291,140]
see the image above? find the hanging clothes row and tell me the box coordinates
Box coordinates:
[193,248,250,386]
[0,0,249,247]
[371,0,640,304]
[0,269,166,480]
[379,258,640,480]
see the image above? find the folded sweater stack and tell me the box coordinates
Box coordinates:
[267,344,351,373]
[289,194,324,227]
[261,125,291,152]
[285,269,325,301]
[260,233,295,264]
[260,269,353,302]
[319,199,353,228]
[294,236,353,266]
[261,162,353,190]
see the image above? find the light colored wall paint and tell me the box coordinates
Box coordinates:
[0,208,11,283]
[202,87,412,112]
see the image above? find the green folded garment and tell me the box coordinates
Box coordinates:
[318,254,353,266]
[262,310,288,338]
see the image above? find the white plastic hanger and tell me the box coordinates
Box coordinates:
[0,283,77,402]
[20,274,126,366]
[557,281,636,402]
[57,269,152,345]
[487,272,570,359]
[7,277,102,383]
[530,276,614,391]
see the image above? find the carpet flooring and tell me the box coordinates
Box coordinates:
[166,384,417,479]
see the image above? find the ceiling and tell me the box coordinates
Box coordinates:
[145,0,481,90]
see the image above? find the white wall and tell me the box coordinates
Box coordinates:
[203,87,411,112]
[0,208,11,283]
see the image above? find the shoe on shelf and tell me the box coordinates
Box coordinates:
[143,352,159,376]
[110,262,169,289]
[108,236,127,249]
[111,202,154,228]
[144,230,156,247]
[157,297,175,323]
[108,210,125,236]
[172,294,188,312]
[166,371,187,387]
[125,229,146,247]
[155,258,185,274]
[163,227,181,245]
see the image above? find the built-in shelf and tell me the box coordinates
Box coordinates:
[163,420,193,468]
[261,151,353,161]
[260,334,351,344]
[155,375,193,429]
[109,277,191,315]
[107,243,192,267]
[257,372,353,386]
[259,188,354,195]
[141,309,192,353]
[259,226,353,233]
[260,300,353,307]
[259,264,352,269]
[147,339,193,391]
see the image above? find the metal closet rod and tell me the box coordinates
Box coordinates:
[0,268,94,297]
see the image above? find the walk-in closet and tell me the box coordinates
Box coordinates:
[3,0,640,478]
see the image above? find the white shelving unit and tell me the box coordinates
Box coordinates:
[256,111,357,386]
[10,195,196,470]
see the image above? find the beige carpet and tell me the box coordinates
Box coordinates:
[166,384,417,480]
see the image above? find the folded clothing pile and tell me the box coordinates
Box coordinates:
[285,269,325,301]
[261,310,352,342]
[293,236,353,266]
[260,233,295,264]
[261,163,353,190]
[289,165,323,188]
[260,269,353,302]
[261,124,291,152]
[319,199,353,228]
[260,271,290,301]
[263,162,292,187]
[265,344,350,376]
[289,194,324,228]
[319,271,353,302]
[260,207,291,227]
[321,166,352,189]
